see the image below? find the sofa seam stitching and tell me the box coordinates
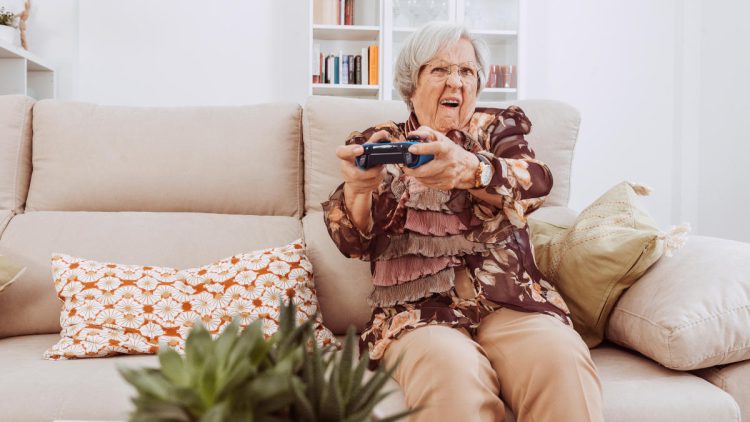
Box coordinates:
[297,104,304,219]
[12,100,26,213]
[672,304,750,332]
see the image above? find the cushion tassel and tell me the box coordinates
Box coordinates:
[628,181,653,196]
[658,223,691,257]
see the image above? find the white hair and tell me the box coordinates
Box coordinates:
[394,21,489,111]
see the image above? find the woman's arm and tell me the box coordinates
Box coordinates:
[403,106,551,228]
[322,126,401,260]
[478,106,553,203]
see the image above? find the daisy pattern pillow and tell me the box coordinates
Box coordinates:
[44,239,337,360]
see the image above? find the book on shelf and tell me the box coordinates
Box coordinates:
[347,54,357,85]
[344,0,353,25]
[312,44,321,84]
[368,45,378,85]
[314,45,378,86]
[334,55,340,84]
[354,55,361,85]
[361,47,369,86]
[342,53,349,85]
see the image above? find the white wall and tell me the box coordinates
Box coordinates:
[76,0,308,106]
[523,0,679,229]
[697,0,750,242]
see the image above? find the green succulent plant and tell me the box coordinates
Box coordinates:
[119,301,417,421]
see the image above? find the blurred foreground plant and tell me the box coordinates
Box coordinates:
[119,301,416,421]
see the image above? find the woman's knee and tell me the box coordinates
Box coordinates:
[383,325,500,395]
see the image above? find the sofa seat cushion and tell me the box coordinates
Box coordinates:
[26,100,303,216]
[593,343,740,421]
[693,360,750,422]
[0,211,302,339]
[0,334,155,421]
[0,335,739,421]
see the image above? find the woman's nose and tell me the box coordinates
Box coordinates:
[446,71,463,87]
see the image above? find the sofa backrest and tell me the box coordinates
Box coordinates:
[25,100,304,217]
[0,95,35,214]
[303,96,581,214]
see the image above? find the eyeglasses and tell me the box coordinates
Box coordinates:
[422,60,480,84]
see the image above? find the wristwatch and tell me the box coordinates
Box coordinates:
[474,154,493,188]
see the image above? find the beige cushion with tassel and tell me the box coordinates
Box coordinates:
[528,181,688,348]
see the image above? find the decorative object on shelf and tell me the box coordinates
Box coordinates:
[486,64,499,88]
[119,301,417,421]
[313,0,355,25]
[16,0,29,49]
[0,5,19,46]
[501,64,515,88]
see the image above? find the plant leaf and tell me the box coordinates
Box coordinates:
[158,348,188,387]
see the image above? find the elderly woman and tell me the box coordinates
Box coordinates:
[323,22,603,421]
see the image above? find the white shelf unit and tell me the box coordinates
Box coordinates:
[308,0,522,102]
[0,39,55,100]
[309,0,384,99]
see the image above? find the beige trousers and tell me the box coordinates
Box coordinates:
[382,307,604,422]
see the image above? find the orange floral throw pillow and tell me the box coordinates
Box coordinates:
[44,239,337,360]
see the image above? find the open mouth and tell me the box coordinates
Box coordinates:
[440,99,460,108]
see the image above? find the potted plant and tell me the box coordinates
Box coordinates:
[0,6,18,45]
[119,301,417,421]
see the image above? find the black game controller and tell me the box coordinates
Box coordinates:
[354,137,434,170]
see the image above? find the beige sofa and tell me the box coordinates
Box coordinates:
[0,94,746,421]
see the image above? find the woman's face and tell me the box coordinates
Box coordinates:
[410,38,479,133]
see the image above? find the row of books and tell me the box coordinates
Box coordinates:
[312,45,379,85]
[313,0,356,25]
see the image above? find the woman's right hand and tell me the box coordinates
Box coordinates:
[335,130,390,195]
[335,130,391,233]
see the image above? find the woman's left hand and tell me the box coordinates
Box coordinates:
[403,126,480,190]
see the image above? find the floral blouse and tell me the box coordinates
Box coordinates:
[322,106,572,369]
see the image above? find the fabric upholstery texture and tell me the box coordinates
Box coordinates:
[607,235,750,370]
[0,95,34,213]
[302,96,580,214]
[0,211,302,339]
[0,254,25,293]
[45,240,336,359]
[302,211,373,334]
[528,182,673,348]
[0,209,12,235]
[693,360,750,421]
[26,100,303,216]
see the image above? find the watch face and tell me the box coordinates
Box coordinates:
[481,163,492,186]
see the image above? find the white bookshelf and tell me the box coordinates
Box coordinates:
[0,39,55,99]
[308,0,522,102]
